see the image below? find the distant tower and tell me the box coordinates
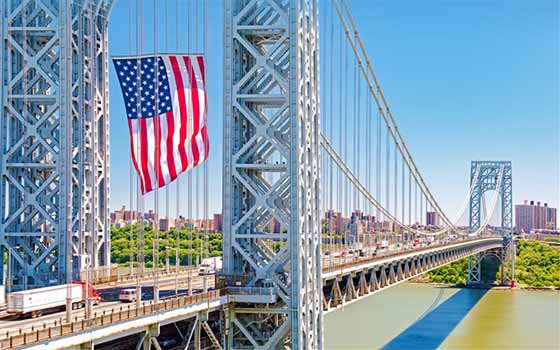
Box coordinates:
[223,0,322,348]
[468,161,514,285]
[0,0,113,290]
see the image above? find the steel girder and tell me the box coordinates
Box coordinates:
[322,238,504,312]
[0,0,112,290]
[223,0,322,348]
[468,161,513,285]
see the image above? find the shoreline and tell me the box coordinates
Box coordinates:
[409,280,559,292]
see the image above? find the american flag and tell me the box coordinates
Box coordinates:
[113,55,209,194]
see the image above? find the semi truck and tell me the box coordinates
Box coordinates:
[7,282,100,318]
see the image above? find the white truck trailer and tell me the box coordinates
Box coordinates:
[7,283,96,318]
[199,257,223,275]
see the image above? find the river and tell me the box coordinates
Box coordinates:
[324,283,559,349]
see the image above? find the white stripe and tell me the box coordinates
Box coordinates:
[157,114,172,184]
[130,120,145,190]
[177,55,195,170]
[145,117,158,190]
[191,57,207,162]
[162,56,184,173]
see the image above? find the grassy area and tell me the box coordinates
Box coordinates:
[110,225,222,267]
[515,240,560,288]
[422,240,560,288]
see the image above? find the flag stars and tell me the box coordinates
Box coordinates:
[115,56,174,119]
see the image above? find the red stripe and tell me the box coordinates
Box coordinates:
[139,118,152,193]
[169,56,189,171]
[197,56,209,160]
[128,119,144,193]
[165,112,178,181]
[201,125,209,160]
[184,56,201,167]
[197,56,205,85]
[154,116,165,188]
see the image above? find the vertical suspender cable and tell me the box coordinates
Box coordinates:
[385,126,390,241]
[353,51,357,212]
[337,21,343,253]
[357,59,361,212]
[328,1,334,254]
[394,140,397,230]
[174,0,180,297]
[203,0,209,261]
[343,30,348,222]
[187,0,192,267]
[165,0,170,273]
[376,94,381,226]
[153,0,161,304]
[401,158,405,240]
[195,0,201,266]
[415,181,418,225]
[135,0,144,308]
[408,171,412,227]
[128,0,135,277]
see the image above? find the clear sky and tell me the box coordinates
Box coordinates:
[107,0,559,225]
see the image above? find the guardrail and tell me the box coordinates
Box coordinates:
[0,289,226,350]
[322,236,503,273]
[93,266,197,287]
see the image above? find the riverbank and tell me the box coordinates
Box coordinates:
[411,278,559,291]
[415,240,560,289]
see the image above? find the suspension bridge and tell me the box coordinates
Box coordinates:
[0,0,517,349]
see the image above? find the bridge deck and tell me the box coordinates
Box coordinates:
[0,237,504,349]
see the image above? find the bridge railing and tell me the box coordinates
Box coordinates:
[322,235,502,273]
[91,265,197,286]
[0,289,226,350]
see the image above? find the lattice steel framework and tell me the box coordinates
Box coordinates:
[0,0,113,290]
[223,0,322,348]
[468,161,513,284]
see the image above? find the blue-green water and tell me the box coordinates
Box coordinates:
[324,283,559,349]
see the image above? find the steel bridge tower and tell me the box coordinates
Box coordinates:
[223,0,322,348]
[0,0,113,291]
[468,161,514,285]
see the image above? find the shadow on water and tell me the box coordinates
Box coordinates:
[382,258,500,350]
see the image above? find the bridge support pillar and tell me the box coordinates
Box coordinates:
[223,0,322,348]
[467,253,482,285]
[141,323,161,350]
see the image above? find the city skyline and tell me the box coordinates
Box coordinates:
[106,0,559,226]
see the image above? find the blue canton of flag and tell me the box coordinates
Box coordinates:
[114,57,173,119]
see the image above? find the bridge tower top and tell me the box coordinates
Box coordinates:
[469,161,513,233]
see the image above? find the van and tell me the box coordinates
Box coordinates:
[119,288,137,303]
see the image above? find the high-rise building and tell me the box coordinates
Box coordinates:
[515,200,557,232]
[426,211,440,226]
[213,213,223,232]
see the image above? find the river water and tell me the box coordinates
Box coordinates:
[324,283,559,350]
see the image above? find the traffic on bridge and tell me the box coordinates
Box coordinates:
[0,0,553,349]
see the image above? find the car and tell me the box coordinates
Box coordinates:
[119,288,137,303]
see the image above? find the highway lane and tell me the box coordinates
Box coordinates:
[0,275,214,338]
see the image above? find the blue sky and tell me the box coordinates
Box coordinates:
[107,0,558,224]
